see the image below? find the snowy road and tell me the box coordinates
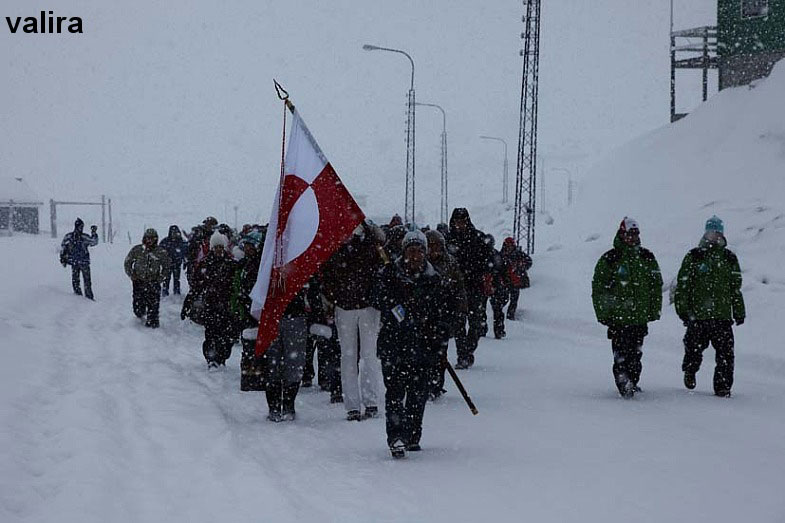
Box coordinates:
[2,237,784,522]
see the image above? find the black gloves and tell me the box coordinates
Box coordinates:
[735,317,744,326]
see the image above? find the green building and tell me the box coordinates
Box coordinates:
[718,0,785,88]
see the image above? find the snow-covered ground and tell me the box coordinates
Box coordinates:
[3,24,785,523]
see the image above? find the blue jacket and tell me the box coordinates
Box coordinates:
[60,230,98,267]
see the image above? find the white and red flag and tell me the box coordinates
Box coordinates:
[250,109,364,356]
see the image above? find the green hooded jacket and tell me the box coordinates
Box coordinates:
[674,237,745,322]
[124,244,171,283]
[592,234,663,326]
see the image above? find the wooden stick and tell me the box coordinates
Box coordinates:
[445,360,478,415]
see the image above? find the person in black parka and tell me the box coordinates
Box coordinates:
[193,231,237,367]
[445,208,494,369]
[372,230,447,458]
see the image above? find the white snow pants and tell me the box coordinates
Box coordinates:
[335,306,382,412]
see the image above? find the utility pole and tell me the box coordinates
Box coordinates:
[416,102,448,223]
[363,44,417,224]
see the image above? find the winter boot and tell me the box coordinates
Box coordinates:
[389,439,406,459]
[620,380,635,399]
[281,383,299,421]
[266,383,282,422]
[684,372,696,390]
[363,406,379,419]
[406,443,421,452]
[714,389,731,398]
[346,410,362,421]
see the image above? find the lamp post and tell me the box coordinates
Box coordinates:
[415,102,448,224]
[480,136,509,203]
[363,44,417,224]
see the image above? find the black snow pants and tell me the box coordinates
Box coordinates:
[241,334,267,391]
[304,326,342,394]
[608,325,648,394]
[682,320,735,394]
[455,286,487,366]
[203,323,234,365]
[132,280,161,323]
[490,287,510,338]
[507,288,520,320]
[382,356,431,446]
[72,264,94,300]
[162,264,181,296]
[428,335,450,397]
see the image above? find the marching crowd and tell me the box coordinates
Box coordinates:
[59,209,744,458]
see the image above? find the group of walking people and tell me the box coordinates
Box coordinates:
[58,208,744,458]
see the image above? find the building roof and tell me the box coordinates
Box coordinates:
[0,178,43,206]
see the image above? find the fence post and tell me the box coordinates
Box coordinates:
[108,198,113,243]
[50,199,57,238]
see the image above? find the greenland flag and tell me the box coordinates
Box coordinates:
[250,109,365,356]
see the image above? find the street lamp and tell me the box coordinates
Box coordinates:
[363,44,417,224]
[415,102,448,224]
[480,135,509,203]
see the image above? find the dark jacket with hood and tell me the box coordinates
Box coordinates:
[60,219,98,267]
[445,208,494,288]
[193,249,236,329]
[674,234,745,323]
[160,226,188,266]
[426,230,468,335]
[321,222,386,310]
[124,231,171,283]
[371,257,447,364]
[592,233,663,327]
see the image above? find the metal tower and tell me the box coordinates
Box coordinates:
[513,0,542,254]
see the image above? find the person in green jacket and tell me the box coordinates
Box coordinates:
[124,229,171,328]
[592,217,662,398]
[675,216,745,397]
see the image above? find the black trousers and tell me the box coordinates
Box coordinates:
[132,280,161,322]
[382,357,430,446]
[304,327,342,393]
[241,336,267,391]
[71,265,93,299]
[608,325,647,394]
[682,320,735,393]
[507,288,520,319]
[490,288,510,337]
[203,323,234,365]
[428,336,449,396]
[162,264,181,295]
[456,288,487,365]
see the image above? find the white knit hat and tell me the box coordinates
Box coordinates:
[210,232,230,249]
[402,229,428,253]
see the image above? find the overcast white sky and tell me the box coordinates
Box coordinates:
[1,0,716,228]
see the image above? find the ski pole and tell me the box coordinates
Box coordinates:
[445,360,478,415]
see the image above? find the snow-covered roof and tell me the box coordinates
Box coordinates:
[0,178,43,205]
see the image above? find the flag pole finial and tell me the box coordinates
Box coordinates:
[273,79,295,112]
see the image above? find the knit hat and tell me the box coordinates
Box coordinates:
[210,232,230,249]
[402,229,428,253]
[705,215,724,234]
[618,217,639,234]
[143,228,158,241]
